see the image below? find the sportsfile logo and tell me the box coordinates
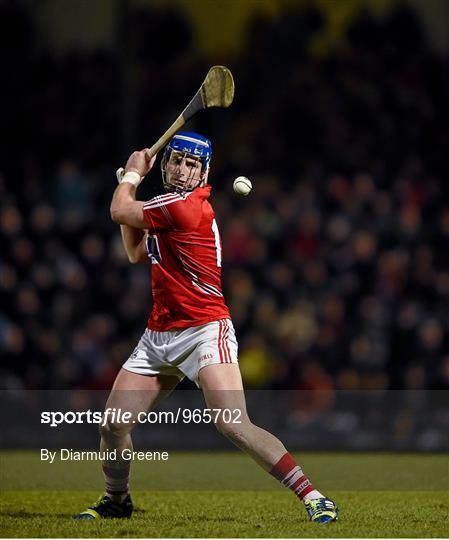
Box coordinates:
[41,409,127,427]
[41,407,242,427]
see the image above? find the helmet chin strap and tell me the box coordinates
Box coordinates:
[200,168,209,186]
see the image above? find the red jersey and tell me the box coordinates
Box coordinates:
[142,185,230,330]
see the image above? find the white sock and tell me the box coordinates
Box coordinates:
[303,489,325,501]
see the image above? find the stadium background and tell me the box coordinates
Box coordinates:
[1,0,448,451]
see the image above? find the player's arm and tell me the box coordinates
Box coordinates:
[119,225,148,264]
[110,183,147,228]
[110,150,155,229]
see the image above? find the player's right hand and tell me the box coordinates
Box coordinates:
[117,150,157,187]
[125,150,156,178]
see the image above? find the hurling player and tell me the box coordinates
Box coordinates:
[74,133,338,523]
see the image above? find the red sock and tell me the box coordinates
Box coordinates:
[269,452,315,500]
[102,463,130,494]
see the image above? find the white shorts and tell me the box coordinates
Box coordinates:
[123,318,238,384]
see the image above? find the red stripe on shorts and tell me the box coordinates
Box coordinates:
[223,320,231,363]
[218,320,224,363]
[220,321,230,364]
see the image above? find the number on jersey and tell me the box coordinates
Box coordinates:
[146,235,161,264]
[212,218,222,267]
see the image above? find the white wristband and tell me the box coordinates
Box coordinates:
[121,171,142,187]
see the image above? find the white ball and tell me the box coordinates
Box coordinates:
[233,176,252,196]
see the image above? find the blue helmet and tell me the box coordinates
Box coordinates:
[161,131,212,191]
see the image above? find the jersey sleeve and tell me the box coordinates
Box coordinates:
[142,193,201,233]
[142,201,174,232]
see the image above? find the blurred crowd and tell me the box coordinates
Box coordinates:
[1,2,448,392]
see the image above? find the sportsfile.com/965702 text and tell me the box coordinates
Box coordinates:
[40,408,242,427]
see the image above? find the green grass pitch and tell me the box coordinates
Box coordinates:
[1,451,448,537]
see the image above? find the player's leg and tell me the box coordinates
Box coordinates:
[198,364,338,523]
[100,368,179,497]
[199,364,287,468]
[74,368,179,519]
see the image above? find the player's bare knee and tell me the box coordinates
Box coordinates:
[99,418,132,439]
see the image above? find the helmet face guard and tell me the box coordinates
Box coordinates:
[161,132,212,192]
